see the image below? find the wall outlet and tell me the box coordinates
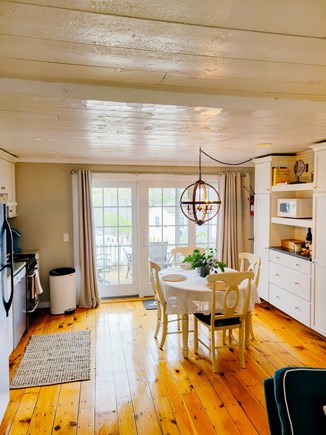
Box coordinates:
[63,233,69,242]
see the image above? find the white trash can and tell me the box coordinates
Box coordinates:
[49,267,76,315]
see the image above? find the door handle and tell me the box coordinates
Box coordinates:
[3,210,14,316]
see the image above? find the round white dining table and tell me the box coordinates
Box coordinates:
[159,266,261,357]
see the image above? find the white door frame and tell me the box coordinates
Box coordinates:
[91,172,218,298]
[92,173,139,298]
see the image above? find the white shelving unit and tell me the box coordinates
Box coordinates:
[271,183,314,192]
[254,152,314,326]
[310,144,326,337]
[271,217,313,228]
[255,148,326,337]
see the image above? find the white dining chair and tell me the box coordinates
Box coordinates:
[170,246,205,265]
[238,252,261,341]
[193,270,254,372]
[148,259,181,349]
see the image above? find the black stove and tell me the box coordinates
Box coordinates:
[13,252,39,314]
[13,253,37,273]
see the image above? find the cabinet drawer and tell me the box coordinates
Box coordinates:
[269,262,311,301]
[269,283,310,326]
[269,249,311,275]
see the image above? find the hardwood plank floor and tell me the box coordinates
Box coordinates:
[1,300,325,434]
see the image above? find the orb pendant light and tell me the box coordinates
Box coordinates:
[180,148,222,226]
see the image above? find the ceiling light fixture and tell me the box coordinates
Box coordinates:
[179,147,252,226]
[179,147,221,226]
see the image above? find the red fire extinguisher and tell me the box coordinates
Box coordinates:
[250,197,254,216]
[244,186,255,216]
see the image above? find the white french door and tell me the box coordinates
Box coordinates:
[92,174,218,298]
[138,180,193,294]
[92,176,138,298]
[139,179,218,295]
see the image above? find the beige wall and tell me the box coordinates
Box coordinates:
[10,162,254,303]
[10,163,74,303]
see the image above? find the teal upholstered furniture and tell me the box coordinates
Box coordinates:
[264,367,326,435]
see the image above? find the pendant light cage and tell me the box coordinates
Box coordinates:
[179,148,222,226]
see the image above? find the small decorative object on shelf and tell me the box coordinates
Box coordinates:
[281,239,305,252]
[291,159,306,184]
[305,228,312,248]
[272,167,290,185]
[183,248,227,278]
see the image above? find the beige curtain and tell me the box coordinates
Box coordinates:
[217,172,249,270]
[77,170,101,308]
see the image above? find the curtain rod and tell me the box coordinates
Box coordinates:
[71,170,250,176]
[217,172,248,177]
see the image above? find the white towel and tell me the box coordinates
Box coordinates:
[34,269,43,297]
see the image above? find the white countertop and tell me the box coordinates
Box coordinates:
[7,261,26,279]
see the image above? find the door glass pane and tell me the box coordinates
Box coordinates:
[119,188,132,205]
[118,207,132,224]
[93,208,103,227]
[104,188,117,206]
[149,188,162,206]
[104,208,118,226]
[149,207,161,226]
[163,226,176,244]
[163,207,176,224]
[149,226,162,243]
[163,188,176,205]
[148,186,190,267]
[92,188,102,206]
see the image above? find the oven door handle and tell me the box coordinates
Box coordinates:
[27,272,36,278]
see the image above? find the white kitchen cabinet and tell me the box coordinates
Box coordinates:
[269,262,310,302]
[269,249,311,327]
[254,194,270,300]
[312,263,326,336]
[310,146,326,337]
[254,148,326,337]
[311,181,326,336]
[313,145,326,191]
[269,249,311,275]
[269,283,310,326]
[254,153,315,327]
[253,154,299,301]
[0,158,11,195]
[254,159,272,193]
[0,151,17,217]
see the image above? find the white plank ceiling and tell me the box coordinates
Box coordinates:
[0,0,326,165]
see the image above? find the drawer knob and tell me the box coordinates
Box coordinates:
[275,273,280,277]
[295,306,300,311]
[276,256,280,260]
[294,282,300,286]
[276,296,280,299]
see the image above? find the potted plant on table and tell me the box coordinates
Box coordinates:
[182,248,227,277]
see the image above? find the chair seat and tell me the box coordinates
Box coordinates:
[194,312,240,327]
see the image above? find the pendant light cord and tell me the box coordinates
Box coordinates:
[201,148,252,166]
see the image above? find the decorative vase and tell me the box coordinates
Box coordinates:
[199,266,210,278]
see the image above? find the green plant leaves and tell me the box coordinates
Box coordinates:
[183,248,227,272]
